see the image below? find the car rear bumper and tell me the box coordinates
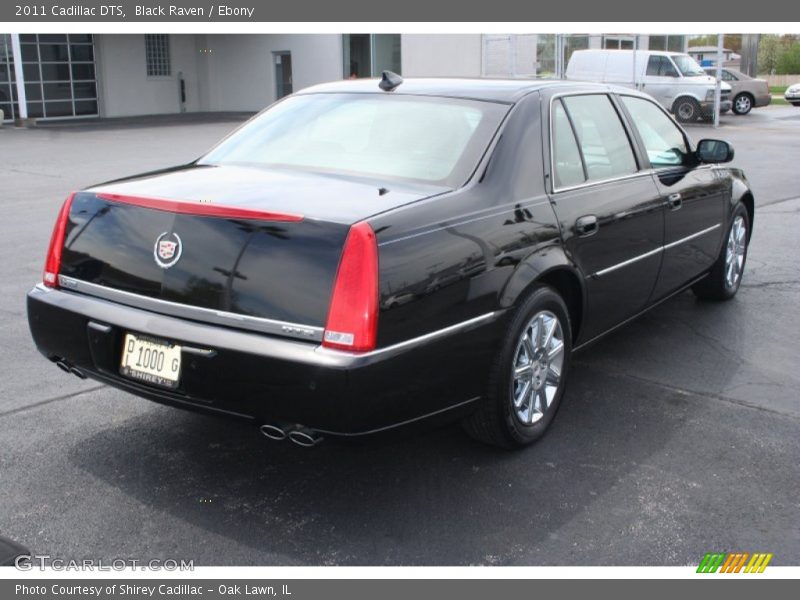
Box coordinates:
[27,285,503,436]
[754,93,772,107]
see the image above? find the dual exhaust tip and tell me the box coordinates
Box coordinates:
[54,358,87,379]
[51,356,321,447]
[260,423,323,447]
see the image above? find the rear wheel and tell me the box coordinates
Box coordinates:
[674,97,701,123]
[462,286,572,448]
[693,203,750,300]
[733,93,754,115]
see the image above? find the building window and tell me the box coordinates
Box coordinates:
[343,34,400,78]
[145,34,170,77]
[6,33,98,120]
[1,35,15,121]
[603,35,636,50]
[649,35,686,53]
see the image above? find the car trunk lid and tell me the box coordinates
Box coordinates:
[58,164,448,336]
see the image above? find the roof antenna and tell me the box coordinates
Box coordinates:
[379,71,403,92]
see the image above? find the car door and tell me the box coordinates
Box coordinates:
[641,55,681,110]
[618,94,727,300]
[546,92,664,342]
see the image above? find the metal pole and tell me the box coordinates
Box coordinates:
[713,34,723,128]
[10,34,28,121]
[511,34,517,78]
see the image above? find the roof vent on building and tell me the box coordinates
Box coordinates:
[379,71,403,92]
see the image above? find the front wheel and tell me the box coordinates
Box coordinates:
[462,286,572,448]
[693,203,750,300]
[674,97,701,123]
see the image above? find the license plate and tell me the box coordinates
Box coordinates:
[120,333,181,389]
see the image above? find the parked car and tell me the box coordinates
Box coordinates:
[702,67,771,115]
[27,76,754,449]
[566,49,733,122]
[785,83,800,106]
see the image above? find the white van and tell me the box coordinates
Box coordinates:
[566,49,732,122]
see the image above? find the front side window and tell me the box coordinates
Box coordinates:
[560,95,638,182]
[646,55,679,77]
[200,93,508,187]
[621,96,688,168]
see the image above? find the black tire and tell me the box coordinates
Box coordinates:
[462,286,572,449]
[791,101,800,107]
[733,93,754,115]
[692,203,750,301]
[674,97,701,123]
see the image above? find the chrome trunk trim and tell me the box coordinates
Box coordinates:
[58,275,324,342]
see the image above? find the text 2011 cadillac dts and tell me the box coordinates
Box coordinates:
[27,74,754,448]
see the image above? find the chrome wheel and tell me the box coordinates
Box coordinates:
[734,94,752,115]
[725,215,747,289]
[511,310,565,425]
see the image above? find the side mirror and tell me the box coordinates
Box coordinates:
[696,139,734,164]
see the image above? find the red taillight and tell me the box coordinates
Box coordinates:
[323,222,379,352]
[43,192,76,288]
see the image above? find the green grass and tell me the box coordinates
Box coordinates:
[771,97,790,105]
[769,85,788,94]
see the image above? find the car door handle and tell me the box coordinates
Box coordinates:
[667,193,682,210]
[575,215,598,237]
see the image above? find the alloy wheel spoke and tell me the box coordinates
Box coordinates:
[522,334,536,362]
[515,380,531,408]
[515,363,533,378]
[536,314,546,348]
[542,317,557,350]
[536,387,548,412]
[548,340,564,360]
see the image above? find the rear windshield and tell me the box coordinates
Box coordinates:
[199,93,509,187]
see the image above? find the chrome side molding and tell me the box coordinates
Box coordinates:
[592,223,721,279]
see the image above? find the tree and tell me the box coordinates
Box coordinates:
[687,34,741,52]
[777,43,800,74]
[724,34,742,53]
[758,35,783,74]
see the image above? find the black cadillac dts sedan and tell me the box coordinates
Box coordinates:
[27,74,754,448]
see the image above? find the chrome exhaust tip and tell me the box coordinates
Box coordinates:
[55,360,71,373]
[259,423,288,441]
[287,429,323,447]
[69,367,87,379]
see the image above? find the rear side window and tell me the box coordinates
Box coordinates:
[552,100,586,188]
[621,96,688,167]
[560,95,638,182]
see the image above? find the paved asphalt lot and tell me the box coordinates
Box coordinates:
[1,106,798,566]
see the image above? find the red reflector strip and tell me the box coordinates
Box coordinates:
[96,192,303,222]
